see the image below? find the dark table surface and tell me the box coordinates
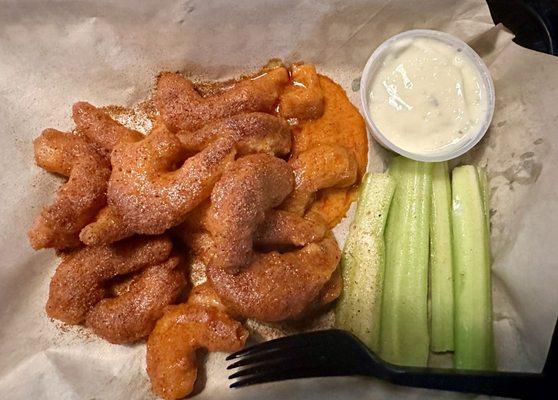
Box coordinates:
[487,0,558,56]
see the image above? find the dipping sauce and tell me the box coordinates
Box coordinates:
[367,35,489,154]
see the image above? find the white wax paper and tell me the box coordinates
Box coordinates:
[1,1,557,399]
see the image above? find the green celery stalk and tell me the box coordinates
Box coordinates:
[477,168,496,365]
[477,167,490,236]
[452,166,495,370]
[380,157,432,367]
[335,173,396,351]
[430,162,454,352]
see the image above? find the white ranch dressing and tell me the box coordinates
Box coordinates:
[368,36,488,154]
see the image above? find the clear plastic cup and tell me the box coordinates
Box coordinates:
[359,29,495,162]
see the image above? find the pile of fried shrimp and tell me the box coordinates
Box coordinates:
[29,61,368,400]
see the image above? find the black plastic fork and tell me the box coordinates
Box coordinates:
[227,320,557,399]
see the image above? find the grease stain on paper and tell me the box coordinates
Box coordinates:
[492,153,542,191]
[351,77,360,92]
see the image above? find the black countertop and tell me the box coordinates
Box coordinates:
[487,0,558,55]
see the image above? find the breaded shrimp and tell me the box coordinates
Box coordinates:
[155,67,289,132]
[178,203,327,250]
[86,256,186,344]
[72,101,143,153]
[146,284,247,400]
[81,125,236,244]
[46,236,172,324]
[207,154,295,274]
[202,153,340,321]
[207,234,340,322]
[301,266,343,317]
[254,210,327,248]
[187,281,228,312]
[177,112,292,157]
[28,129,110,249]
[319,266,343,306]
[279,64,325,120]
[281,144,358,215]
[79,206,133,245]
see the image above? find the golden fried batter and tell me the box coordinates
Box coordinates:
[86,256,186,344]
[207,234,340,322]
[187,281,228,312]
[82,126,236,244]
[79,206,132,245]
[46,236,172,324]
[146,284,247,400]
[175,200,212,233]
[72,101,143,152]
[319,266,343,306]
[253,210,327,248]
[194,153,341,321]
[279,64,324,120]
[29,61,367,400]
[28,129,110,249]
[184,230,340,321]
[177,112,292,157]
[178,201,326,250]
[281,144,358,216]
[208,154,295,274]
[156,67,289,132]
[296,266,342,318]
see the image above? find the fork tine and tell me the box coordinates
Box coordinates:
[230,366,345,388]
[228,337,350,380]
[226,330,326,360]
[227,336,332,370]
[227,348,292,369]
[227,330,373,388]
[228,353,320,380]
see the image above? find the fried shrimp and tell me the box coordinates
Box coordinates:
[28,129,110,250]
[46,236,172,324]
[305,266,343,315]
[79,206,132,245]
[178,200,326,248]
[72,101,143,152]
[207,154,295,274]
[202,153,340,321]
[155,67,289,132]
[207,234,340,322]
[82,111,295,246]
[253,210,327,248]
[177,112,292,157]
[29,61,368,400]
[176,209,326,263]
[85,256,186,344]
[281,144,358,216]
[146,283,248,400]
[81,125,236,245]
[279,64,325,120]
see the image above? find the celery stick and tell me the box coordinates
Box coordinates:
[430,162,454,352]
[380,157,432,367]
[477,167,490,235]
[384,157,404,249]
[452,166,495,370]
[335,173,395,351]
[476,167,495,365]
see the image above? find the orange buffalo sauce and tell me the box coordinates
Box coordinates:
[291,75,368,228]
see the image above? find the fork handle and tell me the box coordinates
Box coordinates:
[384,320,558,399]
[386,369,548,399]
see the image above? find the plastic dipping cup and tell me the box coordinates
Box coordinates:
[360,29,495,162]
